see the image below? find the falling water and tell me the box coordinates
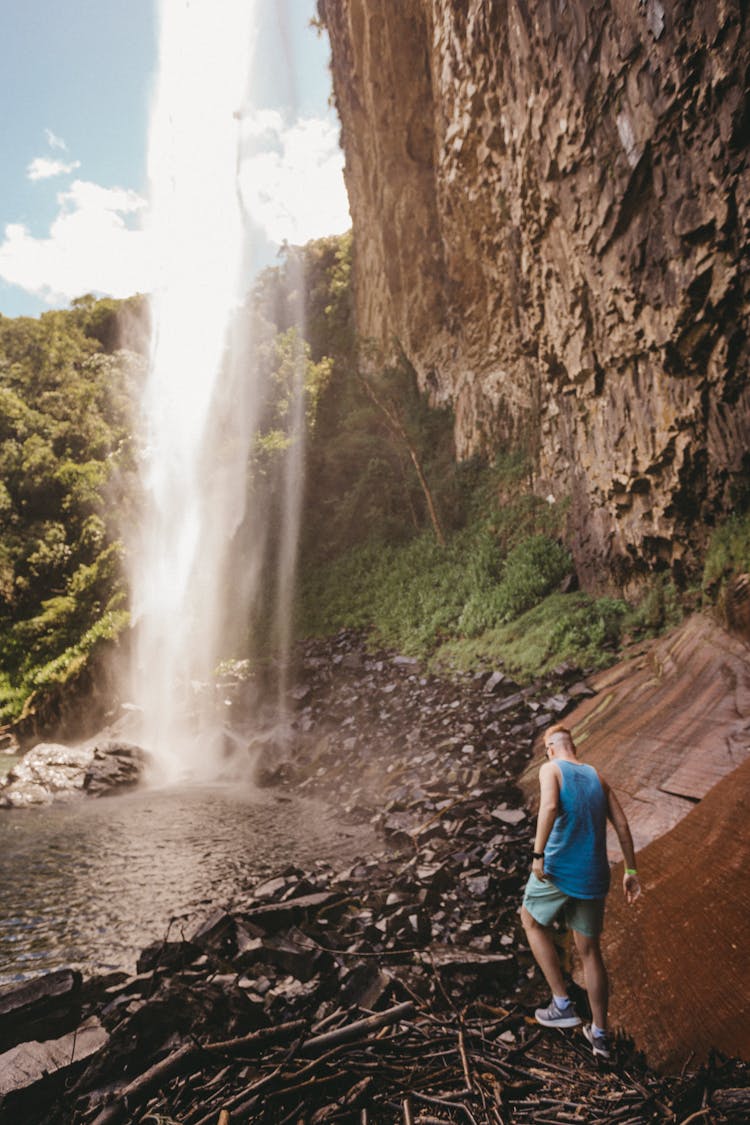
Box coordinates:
[128,0,305,780]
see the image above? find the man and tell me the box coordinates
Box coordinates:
[520,724,641,1059]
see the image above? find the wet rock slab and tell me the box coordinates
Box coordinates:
[0,1018,108,1099]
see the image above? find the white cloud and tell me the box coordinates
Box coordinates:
[0,179,152,305]
[238,112,350,245]
[27,156,81,181]
[1,113,350,308]
[44,129,68,151]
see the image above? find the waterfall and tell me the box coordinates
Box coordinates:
[128,0,304,780]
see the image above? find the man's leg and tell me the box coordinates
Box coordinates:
[572,928,609,1030]
[521,905,567,997]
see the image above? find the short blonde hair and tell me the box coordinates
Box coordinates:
[544,724,576,752]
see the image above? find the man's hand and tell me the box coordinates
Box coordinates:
[623,871,641,904]
[532,856,547,881]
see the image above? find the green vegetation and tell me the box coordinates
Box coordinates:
[700,511,750,628]
[282,234,704,680]
[432,593,629,679]
[2,232,746,726]
[297,459,643,680]
[702,512,750,594]
[272,237,629,678]
[299,519,575,659]
[0,297,147,722]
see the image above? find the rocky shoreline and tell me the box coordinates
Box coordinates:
[1,631,748,1122]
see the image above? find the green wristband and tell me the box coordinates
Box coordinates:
[625,868,638,876]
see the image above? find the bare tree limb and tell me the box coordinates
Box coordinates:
[358,374,446,546]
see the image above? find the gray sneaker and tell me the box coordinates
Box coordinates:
[534,998,582,1028]
[583,1023,611,1059]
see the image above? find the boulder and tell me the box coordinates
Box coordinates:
[83,740,148,795]
[0,743,92,806]
[0,739,149,808]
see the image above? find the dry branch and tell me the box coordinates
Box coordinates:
[299,1000,414,1055]
[89,1020,306,1125]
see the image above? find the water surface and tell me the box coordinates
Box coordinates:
[0,784,370,985]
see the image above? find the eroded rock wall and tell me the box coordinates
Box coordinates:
[320,0,750,590]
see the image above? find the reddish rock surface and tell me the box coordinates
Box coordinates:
[520,613,750,855]
[520,613,750,1069]
[604,756,750,1071]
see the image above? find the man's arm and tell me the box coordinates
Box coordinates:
[531,762,560,881]
[603,781,641,904]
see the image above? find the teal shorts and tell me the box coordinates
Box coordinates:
[522,873,605,938]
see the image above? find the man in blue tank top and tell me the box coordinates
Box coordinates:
[520,724,641,1059]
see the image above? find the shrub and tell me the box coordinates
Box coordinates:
[494,535,572,620]
[432,592,629,681]
[624,576,683,636]
[300,526,573,660]
[702,513,750,594]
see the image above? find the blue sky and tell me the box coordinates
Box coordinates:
[0,1,349,318]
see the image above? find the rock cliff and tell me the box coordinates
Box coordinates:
[320,0,750,591]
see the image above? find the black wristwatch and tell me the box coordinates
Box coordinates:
[532,851,544,860]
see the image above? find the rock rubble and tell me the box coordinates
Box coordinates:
[1,631,747,1122]
[267,630,587,826]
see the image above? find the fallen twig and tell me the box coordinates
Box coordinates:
[299,1000,415,1055]
[89,1020,307,1125]
[458,1027,473,1092]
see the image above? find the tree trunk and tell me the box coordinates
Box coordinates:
[359,375,446,547]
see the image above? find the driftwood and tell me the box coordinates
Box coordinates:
[712,1088,750,1113]
[89,1019,306,1125]
[69,923,749,1125]
[299,1000,414,1055]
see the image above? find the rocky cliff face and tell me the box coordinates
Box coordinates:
[320,0,750,591]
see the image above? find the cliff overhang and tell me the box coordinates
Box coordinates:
[321,0,750,592]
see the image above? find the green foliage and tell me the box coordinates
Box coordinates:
[255,236,582,669]
[251,233,463,563]
[0,298,144,720]
[300,518,573,658]
[433,593,629,681]
[27,609,129,690]
[458,534,572,634]
[305,357,459,558]
[254,326,333,451]
[625,575,683,636]
[699,512,750,626]
[70,293,150,355]
[702,512,750,593]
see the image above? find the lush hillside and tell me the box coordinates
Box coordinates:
[0,296,147,725]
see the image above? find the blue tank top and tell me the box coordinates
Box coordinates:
[544,760,610,899]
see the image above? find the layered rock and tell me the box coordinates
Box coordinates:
[320,0,750,590]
